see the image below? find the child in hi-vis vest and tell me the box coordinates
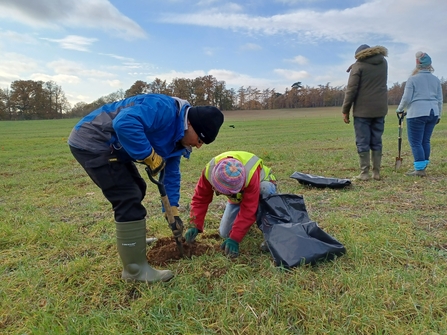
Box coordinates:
[185,151,277,257]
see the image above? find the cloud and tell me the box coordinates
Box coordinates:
[41,35,97,52]
[208,69,280,91]
[0,30,38,45]
[275,0,319,3]
[146,70,207,83]
[160,0,447,50]
[197,0,220,6]
[286,55,308,65]
[0,0,146,40]
[240,43,262,51]
[144,68,273,91]
[104,79,122,88]
[0,53,39,87]
[274,69,310,81]
[197,1,243,12]
[99,53,135,62]
[48,59,115,79]
[203,47,218,56]
[30,73,81,84]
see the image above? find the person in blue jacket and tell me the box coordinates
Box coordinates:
[396,51,443,177]
[68,94,224,283]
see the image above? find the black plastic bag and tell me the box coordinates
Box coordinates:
[257,193,346,268]
[290,171,351,189]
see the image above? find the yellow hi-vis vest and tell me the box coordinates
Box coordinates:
[204,151,275,203]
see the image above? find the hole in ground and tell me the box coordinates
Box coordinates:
[147,233,221,266]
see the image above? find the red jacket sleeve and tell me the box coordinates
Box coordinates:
[229,167,261,243]
[189,169,214,232]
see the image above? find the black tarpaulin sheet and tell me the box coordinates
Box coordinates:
[290,171,351,189]
[257,193,346,268]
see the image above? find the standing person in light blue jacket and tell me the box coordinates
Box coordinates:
[68,94,224,283]
[396,51,443,177]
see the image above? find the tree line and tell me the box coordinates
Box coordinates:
[1,75,446,120]
[0,80,70,120]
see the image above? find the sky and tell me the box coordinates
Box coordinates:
[0,0,446,106]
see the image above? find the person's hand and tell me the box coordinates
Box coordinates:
[343,114,350,124]
[436,118,441,125]
[140,149,165,176]
[164,207,183,238]
[220,238,239,258]
[170,216,184,238]
[184,227,199,243]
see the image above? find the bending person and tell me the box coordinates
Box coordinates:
[68,93,224,283]
[185,151,277,257]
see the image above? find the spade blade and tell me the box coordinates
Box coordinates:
[395,157,403,170]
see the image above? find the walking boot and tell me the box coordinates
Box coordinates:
[116,219,174,283]
[406,170,426,177]
[406,161,427,177]
[371,150,382,180]
[355,151,371,181]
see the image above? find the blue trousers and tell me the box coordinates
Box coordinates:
[219,181,277,238]
[406,110,437,170]
[353,117,385,153]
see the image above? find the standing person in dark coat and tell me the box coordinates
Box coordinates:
[342,44,388,181]
[68,94,224,284]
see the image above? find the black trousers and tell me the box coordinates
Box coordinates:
[69,146,147,222]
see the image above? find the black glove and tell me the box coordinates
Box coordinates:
[436,118,441,125]
[166,215,184,238]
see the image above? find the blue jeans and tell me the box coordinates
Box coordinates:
[219,181,277,238]
[406,110,437,170]
[353,117,385,152]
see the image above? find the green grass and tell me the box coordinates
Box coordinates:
[1,107,447,334]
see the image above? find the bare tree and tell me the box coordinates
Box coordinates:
[169,78,193,101]
[148,78,170,95]
[387,82,405,105]
[125,80,149,98]
[0,87,13,120]
[237,86,246,110]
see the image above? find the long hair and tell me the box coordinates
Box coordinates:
[411,65,434,76]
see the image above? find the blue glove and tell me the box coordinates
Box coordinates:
[184,227,199,243]
[220,238,239,258]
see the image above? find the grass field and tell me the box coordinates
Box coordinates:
[1,106,447,334]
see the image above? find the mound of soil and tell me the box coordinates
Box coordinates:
[147,233,221,266]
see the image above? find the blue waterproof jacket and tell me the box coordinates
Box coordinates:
[68,94,191,207]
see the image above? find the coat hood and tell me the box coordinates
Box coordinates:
[355,45,388,60]
[346,45,388,72]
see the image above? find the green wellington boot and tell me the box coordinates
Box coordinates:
[355,151,371,181]
[371,150,382,180]
[116,219,174,283]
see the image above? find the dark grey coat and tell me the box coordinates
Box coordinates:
[342,46,388,118]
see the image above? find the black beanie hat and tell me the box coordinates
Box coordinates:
[188,106,224,144]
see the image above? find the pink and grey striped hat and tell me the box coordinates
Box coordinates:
[211,158,245,195]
